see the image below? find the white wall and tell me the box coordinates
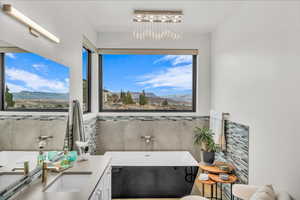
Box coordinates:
[211,2,300,198]
[0,1,98,109]
[97,32,211,115]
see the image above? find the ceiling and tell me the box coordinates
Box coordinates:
[78,1,242,33]
[4,1,288,35]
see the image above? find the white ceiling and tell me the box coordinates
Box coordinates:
[4,1,290,35]
[78,1,242,33]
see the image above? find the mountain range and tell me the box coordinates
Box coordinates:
[12,91,68,100]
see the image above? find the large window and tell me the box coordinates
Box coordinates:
[82,47,91,113]
[0,52,69,111]
[99,52,196,112]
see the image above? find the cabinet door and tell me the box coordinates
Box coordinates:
[90,166,112,200]
[91,175,105,200]
[107,166,111,200]
[101,166,111,200]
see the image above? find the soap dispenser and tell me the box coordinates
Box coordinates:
[60,141,70,168]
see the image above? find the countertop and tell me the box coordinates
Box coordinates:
[8,155,111,200]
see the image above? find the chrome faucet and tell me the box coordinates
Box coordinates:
[141,135,154,144]
[37,135,53,149]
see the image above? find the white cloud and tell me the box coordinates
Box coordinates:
[6,82,28,93]
[32,63,47,71]
[6,53,16,59]
[6,68,68,93]
[137,64,192,90]
[154,55,192,66]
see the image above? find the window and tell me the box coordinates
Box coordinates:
[99,51,197,112]
[0,52,69,111]
[82,47,91,113]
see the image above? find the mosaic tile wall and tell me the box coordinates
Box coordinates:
[97,115,209,121]
[83,116,97,155]
[215,120,249,200]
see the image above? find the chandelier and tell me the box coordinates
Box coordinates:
[133,10,183,40]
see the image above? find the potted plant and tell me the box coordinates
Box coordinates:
[194,127,219,165]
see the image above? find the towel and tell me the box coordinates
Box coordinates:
[210,110,226,151]
[64,100,86,151]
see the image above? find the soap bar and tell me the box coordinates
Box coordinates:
[199,173,209,181]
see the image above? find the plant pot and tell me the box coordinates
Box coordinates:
[202,151,215,165]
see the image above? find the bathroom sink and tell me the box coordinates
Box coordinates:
[0,173,24,191]
[45,173,92,193]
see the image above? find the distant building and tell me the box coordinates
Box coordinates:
[103,89,112,102]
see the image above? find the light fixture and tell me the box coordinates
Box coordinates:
[133,10,183,40]
[2,4,60,44]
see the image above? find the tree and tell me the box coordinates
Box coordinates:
[125,91,134,104]
[5,86,15,107]
[120,90,126,104]
[110,94,119,103]
[139,90,148,105]
[162,99,168,106]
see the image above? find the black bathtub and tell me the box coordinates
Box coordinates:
[105,151,199,198]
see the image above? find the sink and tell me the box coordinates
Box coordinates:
[0,173,24,192]
[45,173,92,193]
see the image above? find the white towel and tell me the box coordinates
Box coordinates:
[210,110,226,151]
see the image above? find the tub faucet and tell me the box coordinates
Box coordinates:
[141,135,154,144]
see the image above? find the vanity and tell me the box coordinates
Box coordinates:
[0,152,111,200]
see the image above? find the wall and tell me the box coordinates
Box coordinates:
[96,116,209,161]
[211,2,300,198]
[0,113,98,152]
[97,32,211,115]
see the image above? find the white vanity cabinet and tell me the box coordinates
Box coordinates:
[90,166,111,200]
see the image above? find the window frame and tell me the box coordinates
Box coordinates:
[0,51,69,112]
[82,47,92,113]
[99,53,197,112]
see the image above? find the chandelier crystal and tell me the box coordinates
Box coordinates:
[133,10,183,40]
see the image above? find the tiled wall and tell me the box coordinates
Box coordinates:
[0,114,97,153]
[0,115,67,150]
[215,120,249,200]
[96,116,209,161]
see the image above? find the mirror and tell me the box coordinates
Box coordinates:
[0,40,70,178]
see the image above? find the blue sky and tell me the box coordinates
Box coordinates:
[82,48,88,80]
[103,54,193,96]
[5,52,69,93]
[4,52,193,97]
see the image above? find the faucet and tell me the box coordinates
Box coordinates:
[141,135,154,144]
[41,161,57,184]
[37,135,53,149]
[12,161,29,176]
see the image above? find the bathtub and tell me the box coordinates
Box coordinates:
[105,151,199,198]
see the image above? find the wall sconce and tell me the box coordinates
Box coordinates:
[2,4,60,44]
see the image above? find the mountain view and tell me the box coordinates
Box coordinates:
[103,89,192,111]
[4,52,69,110]
[102,54,194,111]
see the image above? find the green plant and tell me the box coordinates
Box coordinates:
[139,90,148,105]
[162,99,168,106]
[194,127,219,152]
